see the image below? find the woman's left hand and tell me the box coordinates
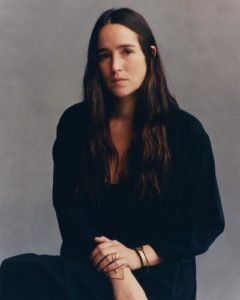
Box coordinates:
[90,236,141,275]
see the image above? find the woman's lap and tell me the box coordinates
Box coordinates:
[0,253,114,300]
[0,253,196,300]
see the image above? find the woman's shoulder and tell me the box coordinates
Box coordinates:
[167,103,208,140]
[60,101,88,120]
[55,101,90,140]
[59,101,89,126]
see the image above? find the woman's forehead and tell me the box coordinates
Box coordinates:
[98,23,140,50]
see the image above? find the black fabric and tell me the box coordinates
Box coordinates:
[0,253,114,300]
[0,101,225,300]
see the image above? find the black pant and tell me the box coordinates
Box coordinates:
[0,253,114,300]
[0,253,196,300]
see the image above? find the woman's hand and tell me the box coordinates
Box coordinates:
[90,236,148,300]
[90,236,142,275]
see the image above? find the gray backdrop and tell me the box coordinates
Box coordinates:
[0,0,239,299]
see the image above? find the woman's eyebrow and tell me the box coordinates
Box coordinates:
[98,44,136,53]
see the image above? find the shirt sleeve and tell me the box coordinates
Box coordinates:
[145,128,225,260]
[52,108,100,260]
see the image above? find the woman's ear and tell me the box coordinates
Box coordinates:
[150,45,157,58]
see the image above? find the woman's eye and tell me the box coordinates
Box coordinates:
[123,48,134,55]
[98,53,110,61]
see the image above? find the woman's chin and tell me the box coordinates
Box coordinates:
[110,90,137,101]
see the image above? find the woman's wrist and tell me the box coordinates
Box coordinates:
[134,244,162,269]
[135,246,151,267]
[108,264,131,280]
[108,264,133,283]
[141,244,162,266]
[131,249,143,270]
[110,267,148,300]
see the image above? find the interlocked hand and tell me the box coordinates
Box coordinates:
[90,236,141,276]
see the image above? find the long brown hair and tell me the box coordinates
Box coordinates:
[80,7,178,203]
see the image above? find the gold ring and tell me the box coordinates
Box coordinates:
[112,252,119,262]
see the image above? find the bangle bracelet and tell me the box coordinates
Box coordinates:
[136,247,148,267]
[141,246,151,267]
[134,248,144,267]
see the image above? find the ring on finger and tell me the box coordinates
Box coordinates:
[112,252,119,262]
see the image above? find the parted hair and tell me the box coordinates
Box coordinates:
[80,7,178,203]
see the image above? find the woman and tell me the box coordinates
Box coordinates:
[0,7,225,300]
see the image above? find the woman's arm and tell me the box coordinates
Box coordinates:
[110,267,148,300]
[52,105,101,260]
[145,131,225,260]
[115,127,225,261]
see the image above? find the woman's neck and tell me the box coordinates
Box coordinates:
[111,95,137,123]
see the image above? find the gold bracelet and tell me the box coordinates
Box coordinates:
[136,246,148,267]
[141,246,151,267]
[108,264,130,280]
[134,248,144,267]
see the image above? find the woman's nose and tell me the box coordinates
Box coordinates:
[111,54,122,72]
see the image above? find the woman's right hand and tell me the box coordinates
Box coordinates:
[109,267,148,300]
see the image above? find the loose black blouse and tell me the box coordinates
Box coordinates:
[52,101,225,300]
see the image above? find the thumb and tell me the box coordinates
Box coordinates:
[94,236,110,242]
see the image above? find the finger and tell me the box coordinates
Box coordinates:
[96,252,121,271]
[96,252,119,271]
[94,236,110,242]
[90,240,117,261]
[90,242,112,262]
[102,258,126,274]
[92,246,119,267]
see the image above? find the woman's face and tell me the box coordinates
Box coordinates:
[97,23,147,100]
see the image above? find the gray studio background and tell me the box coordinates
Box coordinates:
[0,0,239,299]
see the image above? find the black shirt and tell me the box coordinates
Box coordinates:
[52,101,225,299]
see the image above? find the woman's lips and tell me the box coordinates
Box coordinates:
[112,78,128,83]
